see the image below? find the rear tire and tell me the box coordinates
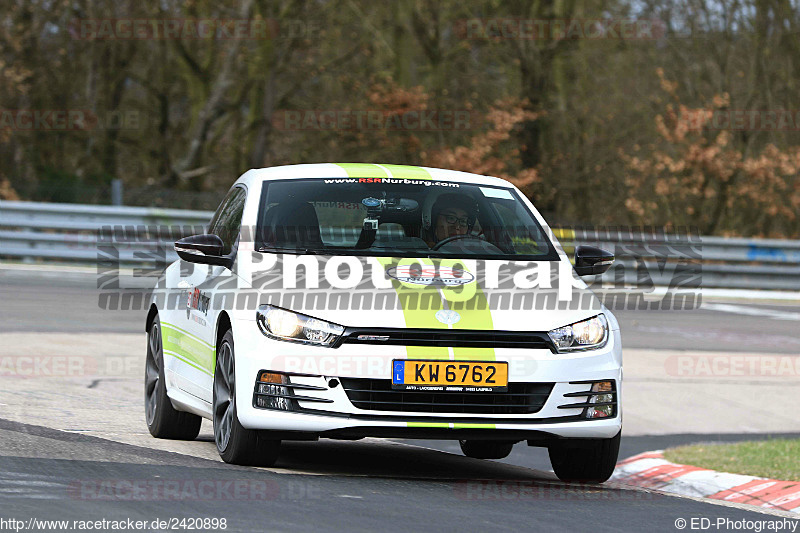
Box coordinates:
[144,316,202,440]
[459,440,514,460]
[548,431,621,483]
[213,329,280,466]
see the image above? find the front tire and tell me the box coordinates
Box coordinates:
[548,431,621,483]
[459,440,514,460]
[144,316,202,440]
[213,329,280,466]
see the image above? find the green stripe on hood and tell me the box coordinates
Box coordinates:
[378,257,449,359]
[377,257,495,361]
[336,164,495,361]
[335,163,389,178]
[382,164,431,180]
[406,422,496,429]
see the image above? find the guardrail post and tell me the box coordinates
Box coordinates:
[111,179,123,206]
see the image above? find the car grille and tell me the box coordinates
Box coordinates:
[338,328,554,351]
[340,378,553,415]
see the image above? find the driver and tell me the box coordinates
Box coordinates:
[424,193,479,247]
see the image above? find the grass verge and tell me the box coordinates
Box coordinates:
[663,438,800,481]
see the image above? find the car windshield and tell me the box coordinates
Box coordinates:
[254,178,557,260]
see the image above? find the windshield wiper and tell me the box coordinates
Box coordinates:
[256,246,360,256]
[256,246,319,255]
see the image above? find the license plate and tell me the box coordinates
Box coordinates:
[392,360,508,392]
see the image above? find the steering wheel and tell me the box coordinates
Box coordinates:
[432,234,502,254]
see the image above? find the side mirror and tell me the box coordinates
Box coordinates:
[574,245,614,276]
[174,234,231,267]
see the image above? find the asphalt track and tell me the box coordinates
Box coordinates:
[0,266,798,532]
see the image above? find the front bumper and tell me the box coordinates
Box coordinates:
[232,317,623,440]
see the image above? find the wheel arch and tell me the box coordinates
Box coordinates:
[215,311,232,349]
[146,304,158,332]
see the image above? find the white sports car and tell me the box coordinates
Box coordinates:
[145,163,622,482]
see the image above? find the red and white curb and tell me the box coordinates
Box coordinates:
[612,451,800,513]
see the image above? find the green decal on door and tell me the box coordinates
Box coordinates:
[160,321,216,376]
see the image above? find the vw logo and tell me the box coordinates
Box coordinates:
[435,310,461,325]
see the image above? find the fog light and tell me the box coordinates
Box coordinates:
[591,381,612,393]
[585,381,615,419]
[259,371,286,384]
[255,372,292,410]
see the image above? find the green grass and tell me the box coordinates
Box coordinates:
[663,439,800,482]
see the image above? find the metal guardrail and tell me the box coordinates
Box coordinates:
[0,201,210,264]
[1,200,799,290]
[562,228,800,291]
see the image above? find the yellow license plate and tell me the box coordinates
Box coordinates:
[392,360,508,391]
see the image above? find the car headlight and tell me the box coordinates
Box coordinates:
[547,314,609,352]
[256,305,344,347]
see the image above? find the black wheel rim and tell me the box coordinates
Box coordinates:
[213,341,235,452]
[144,323,161,426]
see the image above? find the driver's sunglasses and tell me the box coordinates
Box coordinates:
[440,214,470,228]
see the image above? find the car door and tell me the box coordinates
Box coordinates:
[171,186,247,404]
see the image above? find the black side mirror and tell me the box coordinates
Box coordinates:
[574,245,615,276]
[174,234,231,267]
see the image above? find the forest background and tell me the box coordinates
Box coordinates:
[2,0,799,237]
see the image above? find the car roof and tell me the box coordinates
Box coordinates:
[233,163,513,190]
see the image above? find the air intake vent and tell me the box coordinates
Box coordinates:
[340,378,553,414]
